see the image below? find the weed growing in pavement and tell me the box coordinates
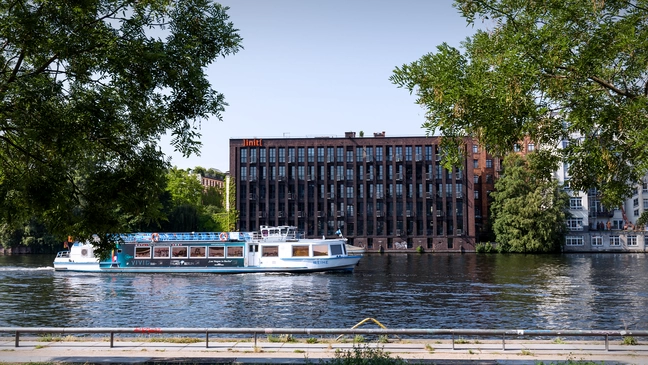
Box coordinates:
[519,349,534,356]
[328,345,407,365]
[622,336,638,345]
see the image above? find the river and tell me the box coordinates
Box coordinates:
[0,253,647,332]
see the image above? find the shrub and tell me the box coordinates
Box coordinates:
[329,346,407,365]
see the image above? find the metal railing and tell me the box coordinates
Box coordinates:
[1,327,647,351]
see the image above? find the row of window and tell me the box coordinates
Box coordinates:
[239,146,442,164]
[133,244,345,259]
[134,246,243,259]
[565,235,640,246]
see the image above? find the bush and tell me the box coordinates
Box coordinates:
[329,346,407,365]
[475,242,495,253]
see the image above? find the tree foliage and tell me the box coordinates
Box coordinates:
[0,0,242,255]
[391,0,648,207]
[490,153,569,253]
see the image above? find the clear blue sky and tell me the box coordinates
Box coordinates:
[163,0,479,172]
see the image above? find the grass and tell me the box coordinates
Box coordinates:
[306,337,318,344]
[622,336,638,345]
[425,343,435,353]
[37,334,80,342]
[552,337,566,344]
[454,337,470,344]
[519,349,534,356]
[142,337,203,343]
[353,335,365,343]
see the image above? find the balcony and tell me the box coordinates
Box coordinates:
[317,211,325,218]
[336,211,345,217]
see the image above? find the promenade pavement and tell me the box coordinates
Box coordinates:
[1,337,648,364]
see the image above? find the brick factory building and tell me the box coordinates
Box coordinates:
[229,132,496,252]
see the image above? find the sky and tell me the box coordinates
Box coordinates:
[162,0,480,172]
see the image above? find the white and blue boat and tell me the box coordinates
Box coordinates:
[53,226,363,273]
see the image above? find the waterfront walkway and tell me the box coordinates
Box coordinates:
[1,338,647,364]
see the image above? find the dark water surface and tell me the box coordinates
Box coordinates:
[0,253,646,331]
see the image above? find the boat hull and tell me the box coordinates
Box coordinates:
[53,256,362,274]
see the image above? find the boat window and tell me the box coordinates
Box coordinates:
[292,245,309,257]
[171,247,187,258]
[153,247,169,258]
[209,246,224,258]
[262,246,278,257]
[313,244,328,257]
[330,244,343,256]
[135,247,151,258]
[190,247,206,258]
[227,246,243,258]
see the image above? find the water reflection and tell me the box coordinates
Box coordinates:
[0,254,647,330]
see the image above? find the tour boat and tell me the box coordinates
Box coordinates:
[53,226,363,273]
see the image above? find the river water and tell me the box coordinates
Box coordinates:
[1,253,647,332]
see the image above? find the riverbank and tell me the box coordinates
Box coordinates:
[1,337,647,364]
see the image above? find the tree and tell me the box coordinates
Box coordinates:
[0,0,242,256]
[489,153,569,253]
[391,0,648,207]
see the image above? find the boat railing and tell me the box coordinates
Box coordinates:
[118,232,253,243]
[55,251,70,258]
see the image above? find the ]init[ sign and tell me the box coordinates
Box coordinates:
[243,139,263,147]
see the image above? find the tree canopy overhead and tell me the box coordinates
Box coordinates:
[391,0,648,207]
[0,0,242,253]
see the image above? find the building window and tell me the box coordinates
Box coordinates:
[565,236,584,246]
[592,236,603,246]
[474,190,479,199]
[569,197,583,209]
[514,144,521,152]
[486,159,492,168]
[634,209,640,217]
[317,147,324,163]
[528,143,535,152]
[472,144,478,153]
[278,147,285,163]
[486,174,493,184]
[473,175,479,184]
[307,147,314,162]
[628,235,638,246]
[566,218,583,230]
[609,236,620,246]
[644,199,648,209]
[240,148,247,163]
[473,159,479,168]
[633,198,639,207]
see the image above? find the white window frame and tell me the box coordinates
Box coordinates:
[565,236,584,246]
[591,236,603,246]
[609,236,621,246]
[627,235,638,246]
